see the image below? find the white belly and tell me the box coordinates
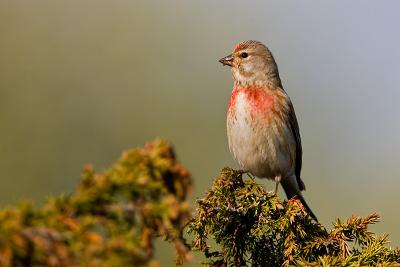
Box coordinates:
[227,93,295,179]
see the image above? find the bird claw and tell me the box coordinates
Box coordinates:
[246,172,255,179]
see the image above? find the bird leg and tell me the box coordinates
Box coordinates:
[274,175,281,195]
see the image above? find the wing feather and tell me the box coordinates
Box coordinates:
[287,99,305,191]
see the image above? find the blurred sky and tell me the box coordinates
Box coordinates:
[1,0,400,264]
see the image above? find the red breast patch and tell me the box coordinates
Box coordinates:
[228,87,276,118]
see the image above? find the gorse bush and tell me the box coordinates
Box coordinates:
[188,168,400,266]
[0,139,192,266]
[0,140,399,266]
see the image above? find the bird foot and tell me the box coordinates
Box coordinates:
[240,170,255,179]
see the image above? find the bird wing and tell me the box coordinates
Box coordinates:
[287,99,305,191]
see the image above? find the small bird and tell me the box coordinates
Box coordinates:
[219,40,316,220]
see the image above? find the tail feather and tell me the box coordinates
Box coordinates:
[281,175,317,221]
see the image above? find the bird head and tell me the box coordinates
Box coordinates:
[219,40,281,87]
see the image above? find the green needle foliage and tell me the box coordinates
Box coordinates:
[0,139,192,267]
[1,140,399,267]
[188,168,400,267]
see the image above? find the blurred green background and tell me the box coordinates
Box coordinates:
[1,1,400,265]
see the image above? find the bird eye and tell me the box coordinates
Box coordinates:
[240,52,248,58]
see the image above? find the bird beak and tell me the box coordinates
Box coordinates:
[219,54,233,67]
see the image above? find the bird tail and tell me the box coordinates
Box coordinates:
[281,175,317,221]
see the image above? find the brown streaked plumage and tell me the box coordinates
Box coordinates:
[220,40,316,220]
